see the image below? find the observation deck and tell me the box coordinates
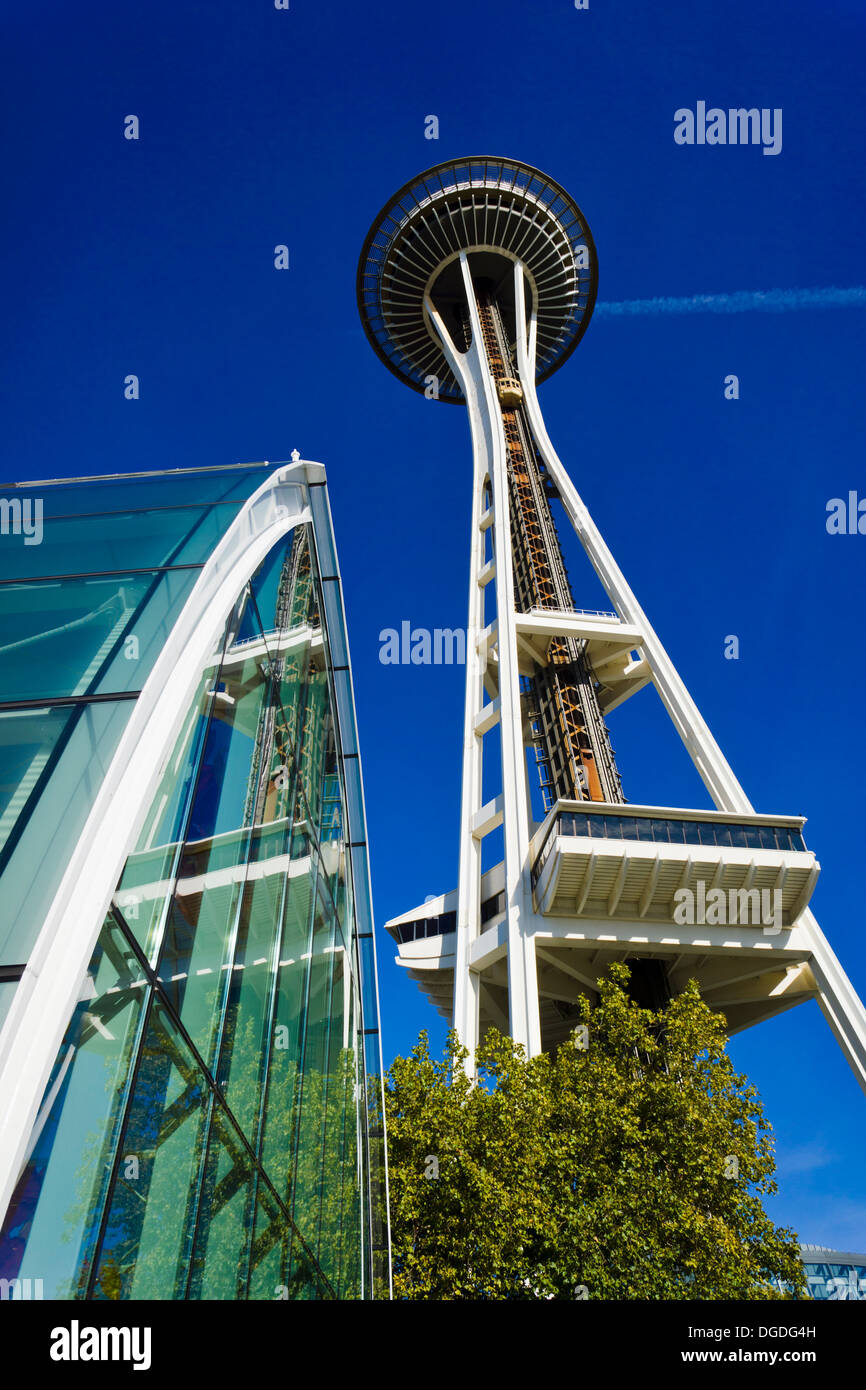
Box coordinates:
[356,157,597,402]
[530,801,818,928]
[383,803,821,1042]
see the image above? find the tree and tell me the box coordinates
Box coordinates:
[382,964,806,1300]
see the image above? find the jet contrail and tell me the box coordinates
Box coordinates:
[594,286,866,317]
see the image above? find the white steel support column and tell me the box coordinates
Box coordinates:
[425,292,485,1062]
[425,253,541,1058]
[511,262,866,1093]
[802,911,866,1093]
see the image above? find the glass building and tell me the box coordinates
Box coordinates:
[799,1247,866,1301]
[0,460,389,1299]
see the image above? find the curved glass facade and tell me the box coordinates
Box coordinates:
[0,464,388,1299]
[0,465,274,982]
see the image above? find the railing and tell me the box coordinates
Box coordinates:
[528,605,618,621]
[229,627,292,651]
[531,808,808,889]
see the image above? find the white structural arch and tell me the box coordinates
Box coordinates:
[384,256,866,1094]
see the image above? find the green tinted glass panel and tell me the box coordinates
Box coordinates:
[0,504,240,581]
[0,917,148,1298]
[114,656,222,963]
[318,952,361,1295]
[0,979,17,1032]
[0,699,133,965]
[187,1103,257,1300]
[258,809,315,1203]
[0,568,199,702]
[91,997,211,1301]
[216,872,285,1147]
[247,1188,293,1300]
[0,511,383,1299]
[291,871,337,1257]
[288,1232,332,1300]
[12,466,272,518]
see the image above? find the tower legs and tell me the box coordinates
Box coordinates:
[511,260,866,1091]
[427,256,541,1061]
[418,256,866,1095]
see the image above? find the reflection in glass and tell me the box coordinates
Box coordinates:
[91,997,210,1300]
[2,510,381,1299]
[0,700,133,966]
[0,505,242,583]
[0,917,148,1297]
[0,569,199,703]
[11,465,271,521]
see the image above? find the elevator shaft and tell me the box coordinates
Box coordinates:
[475,290,623,808]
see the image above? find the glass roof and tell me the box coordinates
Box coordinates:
[10,463,274,517]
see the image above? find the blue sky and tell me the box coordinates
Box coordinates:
[2,0,865,1252]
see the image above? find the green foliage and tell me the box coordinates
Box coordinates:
[382,965,806,1300]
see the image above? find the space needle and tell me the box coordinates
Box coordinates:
[357,157,866,1086]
